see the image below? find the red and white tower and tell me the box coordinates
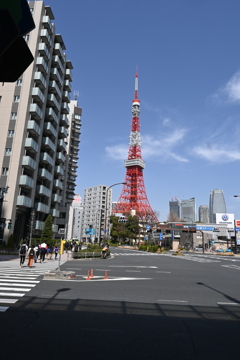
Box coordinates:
[114,71,158,222]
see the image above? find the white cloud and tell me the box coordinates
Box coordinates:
[162,118,171,127]
[193,145,240,163]
[212,70,240,104]
[105,128,189,163]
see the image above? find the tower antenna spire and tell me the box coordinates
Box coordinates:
[134,66,138,100]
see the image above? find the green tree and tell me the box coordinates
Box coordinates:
[41,214,54,246]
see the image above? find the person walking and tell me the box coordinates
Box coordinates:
[54,245,59,260]
[27,245,35,267]
[34,244,39,263]
[40,242,47,263]
[19,242,28,267]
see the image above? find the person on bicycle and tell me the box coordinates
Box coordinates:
[102,245,108,259]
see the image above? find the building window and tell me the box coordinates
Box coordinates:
[11,112,17,119]
[16,79,22,86]
[8,130,14,137]
[2,168,9,176]
[30,8,34,13]
[13,96,20,102]
[5,148,12,156]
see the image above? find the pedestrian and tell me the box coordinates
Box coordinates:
[54,244,59,260]
[27,245,35,268]
[40,242,47,263]
[19,241,28,267]
[34,244,39,263]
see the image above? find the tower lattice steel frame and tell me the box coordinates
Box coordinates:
[114,72,158,222]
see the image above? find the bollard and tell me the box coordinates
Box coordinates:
[104,270,109,280]
[86,270,91,280]
[90,269,94,278]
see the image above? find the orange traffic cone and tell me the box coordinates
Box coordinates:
[90,269,94,278]
[104,270,109,280]
[86,270,91,280]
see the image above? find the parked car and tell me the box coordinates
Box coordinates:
[195,246,203,251]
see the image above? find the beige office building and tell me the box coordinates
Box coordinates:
[0,1,81,244]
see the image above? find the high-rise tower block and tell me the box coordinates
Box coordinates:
[114,72,158,222]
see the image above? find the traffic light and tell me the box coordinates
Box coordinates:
[8,221,12,229]
[0,0,35,82]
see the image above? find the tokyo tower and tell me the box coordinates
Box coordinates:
[114,71,158,223]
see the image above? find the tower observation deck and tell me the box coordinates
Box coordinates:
[114,72,158,223]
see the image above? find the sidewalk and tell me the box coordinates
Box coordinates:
[0,251,72,267]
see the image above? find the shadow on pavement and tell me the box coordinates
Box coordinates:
[0,295,240,360]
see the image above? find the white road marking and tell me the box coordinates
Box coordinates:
[0,292,25,297]
[0,279,39,283]
[0,299,18,303]
[109,266,158,268]
[221,265,240,270]
[0,282,35,287]
[0,306,8,312]
[0,287,31,292]
[125,270,141,272]
[0,275,37,280]
[66,268,82,270]
[156,271,171,273]
[43,277,152,282]
[158,300,188,303]
[217,302,240,306]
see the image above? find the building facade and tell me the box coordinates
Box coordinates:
[209,189,226,223]
[169,200,180,219]
[198,205,209,223]
[81,185,112,242]
[66,194,83,241]
[0,1,77,244]
[181,198,196,223]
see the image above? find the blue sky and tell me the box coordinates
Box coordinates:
[47,0,240,221]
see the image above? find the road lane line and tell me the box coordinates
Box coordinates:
[125,270,141,272]
[0,306,8,312]
[0,283,35,287]
[156,271,171,273]
[0,299,18,303]
[0,287,31,291]
[217,302,240,306]
[0,279,39,283]
[158,300,188,303]
[0,292,25,297]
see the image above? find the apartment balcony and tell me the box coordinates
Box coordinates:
[58,126,68,139]
[56,152,65,163]
[42,16,53,34]
[50,68,63,86]
[44,122,57,138]
[49,80,61,99]
[35,220,44,230]
[66,194,74,200]
[34,72,46,90]
[57,139,66,151]
[68,166,77,175]
[71,150,79,159]
[73,124,81,133]
[27,120,41,136]
[36,185,51,198]
[51,208,60,217]
[52,55,64,75]
[52,194,62,203]
[72,131,80,140]
[36,57,49,75]
[29,103,43,120]
[40,152,54,167]
[53,179,63,190]
[61,102,70,114]
[45,108,59,125]
[32,87,45,105]
[55,165,64,176]
[42,137,56,152]
[19,175,34,189]
[71,141,80,150]
[35,202,49,214]
[38,168,53,181]
[47,94,60,111]
[54,43,65,61]
[67,176,76,185]
[63,80,71,92]
[60,114,69,127]
[38,43,50,61]
[25,138,38,153]
[65,68,72,81]
[70,157,78,165]
[17,195,32,208]
[40,29,52,47]
[22,156,36,170]
[62,91,70,103]
[67,184,75,191]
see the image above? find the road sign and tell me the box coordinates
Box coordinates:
[159,233,163,240]
[58,228,66,235]
[196,226,215,231]
[146,225,151,230]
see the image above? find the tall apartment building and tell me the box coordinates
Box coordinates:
[0,1,79,244]
[181,198,196,223]
[169,200,180,219]
[209,189,227,223]
[81,185,113,243]
[198,205,209,223]
[66,194,83,241]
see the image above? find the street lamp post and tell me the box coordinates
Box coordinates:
[104,182,126,241]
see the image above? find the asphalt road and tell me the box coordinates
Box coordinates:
[0,247,240,360]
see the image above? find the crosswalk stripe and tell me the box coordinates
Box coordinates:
[0,306,8,312]
[0,299,18,303]
[0,276,38,280]
[0,292,25,297]
[0,282,35,287]
[0,279,39,283]
[0,287,31,292]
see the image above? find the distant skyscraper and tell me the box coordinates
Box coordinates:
[209,189,226,223]
[199,205,209,223]
[181,198,196,222]
[169,201,180,218]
